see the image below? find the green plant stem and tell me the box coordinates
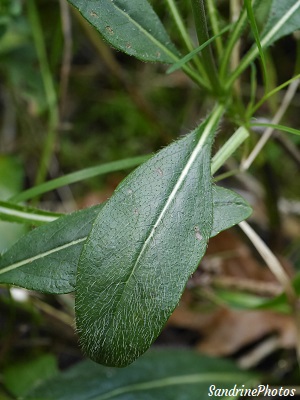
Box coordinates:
[166,0,208,79]
[166,0,192,51]
[245,63,257,118]
[27,0,59,187]
[174,56,210,89]
[249,123,300,137]
[211,126,249,174]
[242,79,300,171]
[190,0,220,94]
[226,45,260,90]
[206,0,223,58]
[250,74,300,115]
[213,169,241,183]
[220,0,261,82]
[244,0,267,89]
[219,2,247,80]
[167,24,232,74]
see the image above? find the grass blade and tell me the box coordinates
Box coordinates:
[10,155,151,203]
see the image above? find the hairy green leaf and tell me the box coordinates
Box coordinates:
[261,0,300,46]
[67,0,179,63]
[76,108,224,367]
[0,205,102,294]
[211,186,252,237]
[25,350,255,400]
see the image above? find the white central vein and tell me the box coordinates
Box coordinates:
[111,2,178,60]
[261,0,300,47]
[127,106,223,278]
[93,373,245,400]
[0,237,87,275]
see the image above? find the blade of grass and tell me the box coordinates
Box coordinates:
[165,0,194,52]
[250,73,300,115]
[9,155,151,203]
[246,63,257,118]
[250,122,300,136]
[244,0,267,89]
[241,79,300,171]
[206,0,223,58]
[165,0,207,78]
[211,126,250,175]
[10,123,251,206]
[190,0,220,94]
[226,1,300,90]
[167,24,232,74]
[220,0,252,80]
[0,201,61,225]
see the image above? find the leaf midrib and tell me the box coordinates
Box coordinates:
[92,373,246,400]
[227,0,300,88]
[0,237,87,275]
[110,1,178,61]
[261,0,300,46]
[104,106,223,334]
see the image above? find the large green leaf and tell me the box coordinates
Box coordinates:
[0,186,251,294]
[67,0,179,63]
[25,350,256,400]
[76,109,224,367]
[0,205,102,294]
[261,0,300,46]
[3,354,58,398]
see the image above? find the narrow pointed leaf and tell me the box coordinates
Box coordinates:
[67,0,179,63]
[244,0,267,86]
[227,0,300,86]
[0,200,60,225]
[211,186,252,237]
[25,350,256,400]
[76,108,223,367]
[250,122,300,136]
[261,0,300,47]
[0,205,102,294]
[167,24,232,74]
[10,155,150,203]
